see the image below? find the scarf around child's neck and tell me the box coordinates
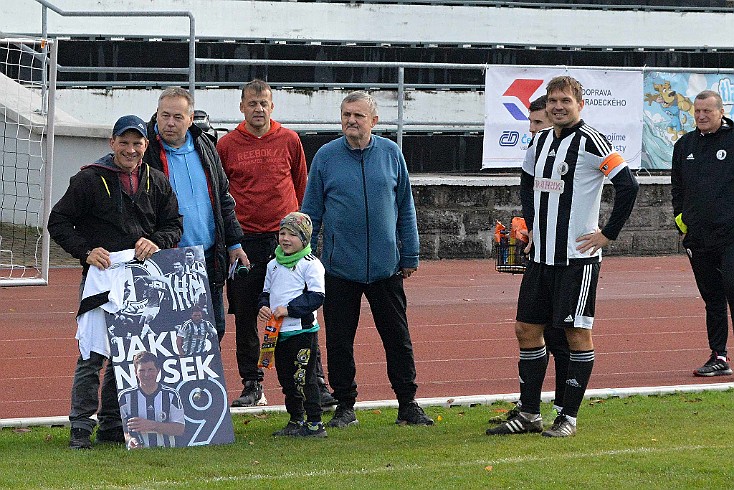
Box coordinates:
[275,244,312,268]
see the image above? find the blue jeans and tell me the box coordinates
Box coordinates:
[204,254,226,341]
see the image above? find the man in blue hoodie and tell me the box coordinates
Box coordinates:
[145,87,248,342]
[48,115,183,449]
[301,92,433,428]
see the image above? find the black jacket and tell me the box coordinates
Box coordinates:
[671,116,734,250]
[145,115,244,286]
[48,154,183,274]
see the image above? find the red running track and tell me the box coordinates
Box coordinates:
[1,255,731,420]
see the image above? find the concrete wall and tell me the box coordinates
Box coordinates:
[51,135,111,207]
[412,175,679,260]
[53,88,483,134]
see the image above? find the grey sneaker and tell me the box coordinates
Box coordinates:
[326,405,358,428]
[694,353,732,377]
[542,414,577,438]
[69,428,92,450]
[488,404,521,424]
[295,421,328,438]
[231,380,267,407]
[272,420,304,437]
[485,412,543,435]
[396,401,434,426]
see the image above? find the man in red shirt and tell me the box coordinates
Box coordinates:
[217,79,334,407]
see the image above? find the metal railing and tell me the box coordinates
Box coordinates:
[34,0,196,100]
[197,57,488,148]
[22,0,734,150]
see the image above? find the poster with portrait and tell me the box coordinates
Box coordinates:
[98,245,235,450]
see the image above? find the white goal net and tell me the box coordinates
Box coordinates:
[0,38,56,285]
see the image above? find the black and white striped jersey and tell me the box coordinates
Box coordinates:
[165,271,205,311]
[522,120,630,266]
[119,384,185,448]
[178,318,217,355]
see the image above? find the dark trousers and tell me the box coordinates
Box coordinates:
[228,233,278,384]
[204,254,226,342]
[228,233,326,385]
[275,332,322,423]
[323,273,418,407]
[69,351,121,433]
[687,243,734,357]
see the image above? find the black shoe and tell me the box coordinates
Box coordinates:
[396,401,434,426]
[272,420,304,437]
[541,414,577,438]
[231,380,267,407]
[95,427,125,444]
[326,405,358,428]
[485,412,543,436]
[694,352,733,377]
[295,421,328,438]
[488,404,521,424]
[318,382,338,407]
[69,428,92,450]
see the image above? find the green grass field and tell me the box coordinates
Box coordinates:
[2,392,732,489]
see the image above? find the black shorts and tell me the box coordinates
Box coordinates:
[516,260,600,330]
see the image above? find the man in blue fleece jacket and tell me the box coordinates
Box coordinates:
[301,91,433,428]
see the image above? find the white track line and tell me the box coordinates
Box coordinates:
[2,382,732,428]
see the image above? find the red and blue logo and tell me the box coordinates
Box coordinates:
[502,79,544,120]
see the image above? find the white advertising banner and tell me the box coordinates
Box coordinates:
[482,67,643,169]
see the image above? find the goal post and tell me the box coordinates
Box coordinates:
[0,38,56,286]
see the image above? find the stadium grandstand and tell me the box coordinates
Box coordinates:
[1,0,733,172]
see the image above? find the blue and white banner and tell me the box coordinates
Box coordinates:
[642,72,734,169]
[482,66,643,169]
[104,246,235,450]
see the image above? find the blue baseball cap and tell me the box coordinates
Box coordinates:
[112,115,148,138]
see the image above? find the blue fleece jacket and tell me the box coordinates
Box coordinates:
[301,134,419,284]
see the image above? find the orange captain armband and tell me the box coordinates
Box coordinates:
[598,152,625,177]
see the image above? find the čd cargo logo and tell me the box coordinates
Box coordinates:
[499,131,519,147]
[502,79,544,120]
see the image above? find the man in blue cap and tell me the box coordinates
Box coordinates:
[48,115,183,449]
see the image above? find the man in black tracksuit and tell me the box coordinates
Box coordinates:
[671,89,734,377]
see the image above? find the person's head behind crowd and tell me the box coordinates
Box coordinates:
[156,87,195,148]
[528,95,551,136]
[694,89,725,134]
[240,79,274,136]
[545,76,584,132]
[279,212,313,254]
[110,115,148,173]
[340,91,379,149]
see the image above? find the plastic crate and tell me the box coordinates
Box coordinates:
[494,240,528,274]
